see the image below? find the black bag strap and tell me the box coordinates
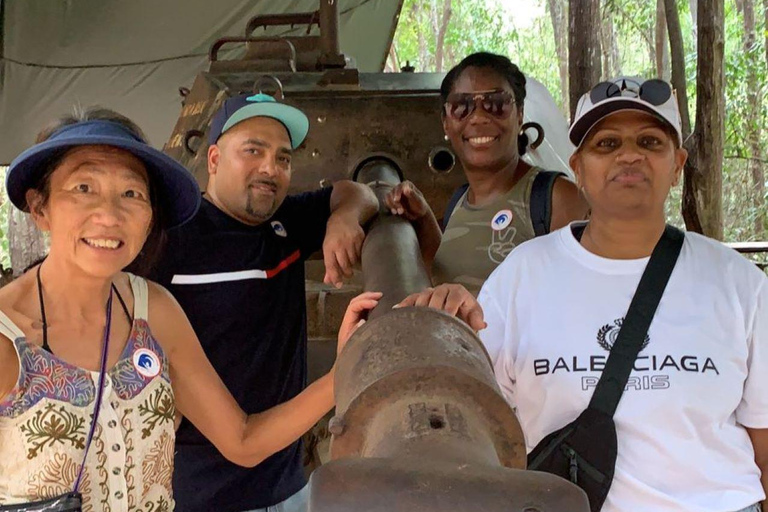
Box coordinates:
[530,170,565,237]
[588,225,685,416]
[443,170,564,235]
[442,183,469,231]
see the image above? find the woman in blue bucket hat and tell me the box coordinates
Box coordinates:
[0,107,379,511]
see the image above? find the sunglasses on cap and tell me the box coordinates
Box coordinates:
[443,90,515,121]
[589,78,672,106]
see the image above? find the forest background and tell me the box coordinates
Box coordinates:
[387,0,767,247]
[0,0,764,269]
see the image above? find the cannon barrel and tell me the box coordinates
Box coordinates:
[307,158,589,511]
[354,157,431,315]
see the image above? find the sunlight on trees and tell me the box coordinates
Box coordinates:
[390,0,767,243]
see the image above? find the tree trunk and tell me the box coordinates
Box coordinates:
[607,3,655,78]
[569,0,602,118]
[664,0,692,135]
[412,1,429,71]
[656,0,671,80]
[592,0,603,78]
[665,0,701,232]
[434,0,452,72]
[547,0,569,113]
[736,0,766,238]
[764,0,768,68]
[601,15,621,78]
[386,44,400,72]
[692,0,725,239]
[689,0,698,42]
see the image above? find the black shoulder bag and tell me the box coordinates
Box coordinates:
[0,286,114,512]
[527,225,684,512]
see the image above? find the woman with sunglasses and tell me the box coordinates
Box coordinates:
[385,52,588,294]
[398,77,768,512]
[0,107,379,510]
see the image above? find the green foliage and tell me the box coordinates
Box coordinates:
[603,0,657,76]
[392,0,768,246]
[507,15,561,106]
[0,167,11,271]
[393,0,514,72]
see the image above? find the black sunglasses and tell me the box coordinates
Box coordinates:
[589,79,672,106]
[444,91,515,121]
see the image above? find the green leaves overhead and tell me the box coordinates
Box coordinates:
[391,0,768,243]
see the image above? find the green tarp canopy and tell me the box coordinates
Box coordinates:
[0,0,402,162]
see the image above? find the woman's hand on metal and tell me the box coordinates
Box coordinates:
[336,291,382,355]
[397,284,486,332]
[384,181,430,221]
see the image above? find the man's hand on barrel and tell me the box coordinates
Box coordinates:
[336,291,383,355]
[323,211,367,288]
[384,181,429,221]
[397,284,487,331]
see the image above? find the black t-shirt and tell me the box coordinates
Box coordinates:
[151,188,333,512]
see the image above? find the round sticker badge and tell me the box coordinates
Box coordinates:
[491,209,513,231]
[271,221,288,237]
[133,348,161,378]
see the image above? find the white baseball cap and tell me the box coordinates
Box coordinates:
[569,77,683,147]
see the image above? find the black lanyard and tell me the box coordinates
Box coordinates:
[33,262,117,494]
[35,264,132,353]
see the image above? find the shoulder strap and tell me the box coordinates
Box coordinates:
[442,183,469,232]
[127,274,149,321]
[530,170,565,237]
[0,309,26,342]
[588,225,685,416]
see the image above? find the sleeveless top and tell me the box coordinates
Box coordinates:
[0,274,175,512]
[433,166,541,295]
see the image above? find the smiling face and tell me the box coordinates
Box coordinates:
[27,145,153,278]
[206,116,293,226]
[442,66,524,173]
[569,110,687,221]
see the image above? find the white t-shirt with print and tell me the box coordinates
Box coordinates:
[478,222,768,512]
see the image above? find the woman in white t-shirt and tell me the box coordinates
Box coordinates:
[399,77,767,512]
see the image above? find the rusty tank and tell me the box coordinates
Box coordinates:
[162,0,576,382]
[162,2,588,509]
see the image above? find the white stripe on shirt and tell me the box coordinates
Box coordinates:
[171,269,268,284]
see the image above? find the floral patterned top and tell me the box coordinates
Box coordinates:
[0,274,175,512]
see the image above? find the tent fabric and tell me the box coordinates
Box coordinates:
[0,0,402,162]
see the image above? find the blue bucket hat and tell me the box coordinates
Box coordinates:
[7,120,201,228]
[208,93,309,149]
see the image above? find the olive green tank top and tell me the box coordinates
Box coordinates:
[432,166,541,295]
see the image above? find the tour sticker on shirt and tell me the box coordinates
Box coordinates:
[271,221,288,237]
[133,348,161,378]
[491,209,513,231]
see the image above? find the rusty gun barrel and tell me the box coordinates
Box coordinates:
[307,158,588,511]
[354,157,431,314]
